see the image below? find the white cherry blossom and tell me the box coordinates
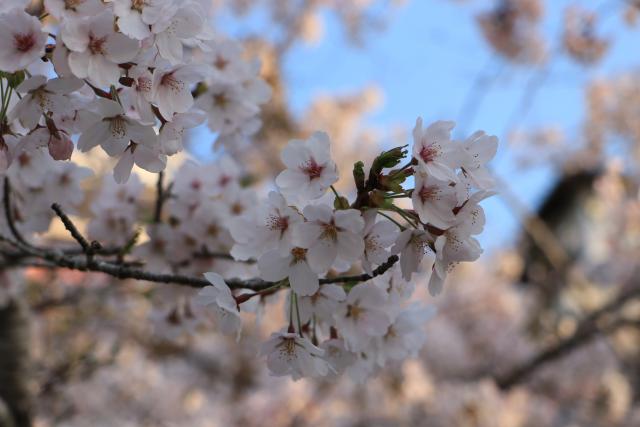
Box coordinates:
[392,229,436,282]
[194,272,241,337]
[230,191,303,261]
[9,75,83,130]
[152,64,209,120]
[412,117,462,182]
[260,331,331,380]
[158,110,205,155]
[295,205,365,273]
[120,65,155,123]
[373,304,436,365]
[18,128,74,161]
[411,170,457,229]
[361,210,399,275]
[258,247,319,296]
[196,82,258,135]
[333,283,391,352]
[61,10,139,87]
[460,130,499,190]
[44,0,105,20]
[112,143,166,183]
[78,99,156,157]
[113,0,176,40]
[152,3,209,64]
[296,284,346,324]
[275,132,339,203]
[0,9,48,73]
[320,339,356,377]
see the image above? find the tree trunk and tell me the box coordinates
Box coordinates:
[0,297,32,427]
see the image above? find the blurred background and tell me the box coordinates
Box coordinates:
[4,0,640,425]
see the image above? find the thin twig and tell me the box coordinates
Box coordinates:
[51,203,94,261]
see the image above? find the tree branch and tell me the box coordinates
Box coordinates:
[50,203,95,262]
[152,171,165,223]
[0,205,400,293]
[3,178,30,249]
[496,281,640,389]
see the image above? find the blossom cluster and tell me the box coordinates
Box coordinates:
[189,120,497,381]
[0,0,269,182]
[0,1,498,382]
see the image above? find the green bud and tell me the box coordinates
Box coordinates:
[334,195,350,210]
[371,145,408,176]
[352,161,365,192]
[1,71,25,89]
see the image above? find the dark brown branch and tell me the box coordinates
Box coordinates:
[496,282,640,389]
[319,255,399,284]
[153,171,165,223]
[1,200,401,293]
[51,203,94,259]
[3,177,30,248]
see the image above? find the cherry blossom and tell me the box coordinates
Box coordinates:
[61,10,139,87]
[411,170,457,229]
[158,111,206,155]
[152,64,209,120]
[112,143,166,183]
[361,210,399,275]
[120,65,155,124]
[78,99,156,159]
[113,0,176,40]
[8,75,83,130]
[44,0,105,20]
[333,283,392,352]
[194,272,241,337]
[412,117,462,182]
[257,247,319,296]
[296,284,346,324]
[0,9,48,72]
[152,2,209,65]
[275,132,339,202]
[230,191,303,261]
[260,331,332,380]
[18,127,74,161]
[460,130,498,190]
[373,305,436,365]
[392,229,436,282]
[294,205,365,273]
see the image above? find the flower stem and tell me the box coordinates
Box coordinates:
[377,210,406,231]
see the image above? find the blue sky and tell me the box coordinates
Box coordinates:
[208,0,640,252]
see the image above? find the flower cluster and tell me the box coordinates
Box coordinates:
[0,0,269,182]
[0,1,499,383]
[190,120,498,381]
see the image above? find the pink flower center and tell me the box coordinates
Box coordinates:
[213,93,229,108]
[160,73,184,93]
[214,55,229,70]
[88,33,107,55]
[418,186,438,203]
[14,33,36,53]
[267,214,289,234]
[65,0,85,10]
[131,0,146,12]
[419,145,438,163]
[290,247,307,263]
[346,304,364,320]
[299,158,324,180]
